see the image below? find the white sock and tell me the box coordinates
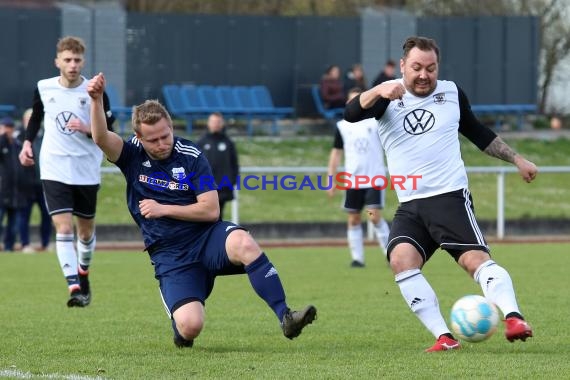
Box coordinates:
[56,233,78,278]
[374,218,390,255]
[78,233,96,269]
[474,260,521,317]
[396,269,450,338]
[347,225,364,263]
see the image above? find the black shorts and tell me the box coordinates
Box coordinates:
[343,188,384,213]
[387,188,489,262]
[42,180,99,219]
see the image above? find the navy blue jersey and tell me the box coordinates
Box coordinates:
[114,136,218,248]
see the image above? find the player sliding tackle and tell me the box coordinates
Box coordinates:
[87,72,316,348]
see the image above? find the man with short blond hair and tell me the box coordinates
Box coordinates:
[87,73,317,348]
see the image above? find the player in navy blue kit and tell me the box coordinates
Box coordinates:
[345,36,536,352]
[87,73,316,347]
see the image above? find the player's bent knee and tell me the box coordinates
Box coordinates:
[457,250,491,275]
[175,317,204,340]
[389,246,423,273]
[226,230,261,263]
[173,301,205,339]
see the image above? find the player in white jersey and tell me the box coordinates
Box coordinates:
[327,88,390,267]
[18,36,115,308]
[345,36,537,352]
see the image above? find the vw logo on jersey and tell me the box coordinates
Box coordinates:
[55,111,78,135]
[403,109,435,135]
[217,142,227,151]
[354,138,369,154]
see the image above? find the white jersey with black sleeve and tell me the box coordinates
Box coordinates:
[344,79,497,203]
[335,118,386,185]
[35,76,106,185]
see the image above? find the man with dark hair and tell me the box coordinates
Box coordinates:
[87,72,316,348]
[19,36,115,307]
[345,36,536,352]
[371,59,396,87]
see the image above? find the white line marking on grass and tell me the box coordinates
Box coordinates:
[0,368,106,380]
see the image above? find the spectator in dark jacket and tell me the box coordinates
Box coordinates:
[196,113,239,220]
[0,117,30,251]
[17,109,52,253]
[371,59,396,87]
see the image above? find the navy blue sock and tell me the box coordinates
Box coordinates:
[171,319,182,338]
[245,253,288,321]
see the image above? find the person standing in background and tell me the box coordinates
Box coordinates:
[196,112,239,220]
[0,117,28,252]
[17,108,52,253]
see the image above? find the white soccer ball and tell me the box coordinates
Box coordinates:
[450,295,499,343]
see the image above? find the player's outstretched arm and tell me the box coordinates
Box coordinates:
[483,136,538,183]
[87,73,124,162]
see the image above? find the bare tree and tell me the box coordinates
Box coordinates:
[533,0,570,113]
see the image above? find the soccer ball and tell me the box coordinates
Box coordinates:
[450,295,499,343]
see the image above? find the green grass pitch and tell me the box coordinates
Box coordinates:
[1,242,569,379]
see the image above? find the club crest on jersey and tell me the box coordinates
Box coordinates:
[79,97,88,107]
[403,109,435,135]
[55,111,78,135]
[171,167,186,180]
[433,93,446,104]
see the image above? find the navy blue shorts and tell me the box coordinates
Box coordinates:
[150,221,247,317]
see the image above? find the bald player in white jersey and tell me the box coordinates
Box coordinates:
[19,36,115,308]
[345,36,537,352]
[327,88,390,267]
